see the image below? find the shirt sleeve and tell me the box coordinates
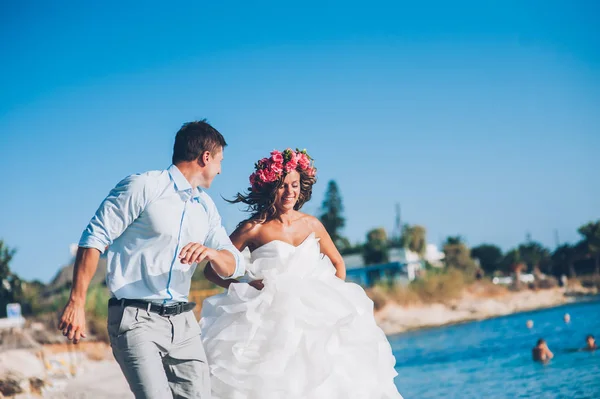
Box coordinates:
[78,174,150,253]
[203,196,246,279]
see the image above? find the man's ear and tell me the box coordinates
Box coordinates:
[198,151,211,166]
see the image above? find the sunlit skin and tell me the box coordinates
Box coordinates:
[176,147,223,189]
[204,170,347,290]
[532,339,554,362]
[274,170,302,213]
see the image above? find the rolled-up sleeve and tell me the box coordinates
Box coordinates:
[79,174,149,254]
[203,199,245,279]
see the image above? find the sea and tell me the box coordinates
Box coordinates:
[390,298,600,398]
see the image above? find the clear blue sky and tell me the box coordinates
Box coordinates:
[1,1,598,282]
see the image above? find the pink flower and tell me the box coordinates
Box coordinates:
[270,150,284,164]
[297,153,310,170]
[257,169,268,183]
[252,148,315,187]
[263,168,277,182]
[270,161,283,175]
[284,156,298,172]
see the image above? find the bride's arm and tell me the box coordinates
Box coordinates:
[204,264,239,289]
[312,218,346,280]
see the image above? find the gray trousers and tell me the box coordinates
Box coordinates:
[107,304,211,399]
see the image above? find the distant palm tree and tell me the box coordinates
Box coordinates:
[400,225,427,257]
[442,236,477,274]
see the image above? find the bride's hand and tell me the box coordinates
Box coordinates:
[249,280,264,290]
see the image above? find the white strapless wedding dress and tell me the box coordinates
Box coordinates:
[200,233,403,399]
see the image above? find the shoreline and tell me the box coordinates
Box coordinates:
[374,287,599,336]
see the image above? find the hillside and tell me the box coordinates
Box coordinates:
[44,257,108,296]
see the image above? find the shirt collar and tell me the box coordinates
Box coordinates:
[167,164,203,201]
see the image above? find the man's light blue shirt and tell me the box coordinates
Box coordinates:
[79,165,244,303]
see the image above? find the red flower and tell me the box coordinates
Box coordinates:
[250,148,316,190]
[284,156,298,173]
[270,150,284,163]
[270,161,283,175]
[297,153,310,170]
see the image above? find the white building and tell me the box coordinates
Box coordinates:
[342,243,445,282]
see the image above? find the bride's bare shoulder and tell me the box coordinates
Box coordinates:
[297,212,326,233]
[231,219,263,248]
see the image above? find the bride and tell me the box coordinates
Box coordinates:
[200,148,403,399]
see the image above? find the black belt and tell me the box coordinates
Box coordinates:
[108,298,196,316]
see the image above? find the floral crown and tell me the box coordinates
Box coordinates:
[249,148,316,190]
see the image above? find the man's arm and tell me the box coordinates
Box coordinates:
[193,221,261,290]
[79,174,151,253]
[58,174,150,343]
[179,238,240,277]
[58,247,101,343]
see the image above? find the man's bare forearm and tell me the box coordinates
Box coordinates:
[69,247,101,304]
[208,250,237,277]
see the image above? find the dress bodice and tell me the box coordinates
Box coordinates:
[245,233,326,281]
[250,232,316,260]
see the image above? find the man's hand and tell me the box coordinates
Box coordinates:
[179,243,218,265]
[249,279,264,291]
[58,300,87,344]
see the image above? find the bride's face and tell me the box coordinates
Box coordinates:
[275,170,301,212]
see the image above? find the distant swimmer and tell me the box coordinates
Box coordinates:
[563,335,597,354]
[526,320,534,329]
[532,338,554,363]
[563,313,571,324]
[584,335,597,351]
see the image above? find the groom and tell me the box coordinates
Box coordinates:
[58,120,245,398]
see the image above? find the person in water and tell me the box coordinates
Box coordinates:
[532,338,554,362]
[584,335,597,351]
[526,320,534,329]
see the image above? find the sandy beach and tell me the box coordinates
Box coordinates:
[374,286,590,335]
[42,360,131,399]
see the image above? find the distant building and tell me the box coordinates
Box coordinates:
[343,244,444,282]
[388,244,445,280]
[346,262,408,287]
[343,243,445,286]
